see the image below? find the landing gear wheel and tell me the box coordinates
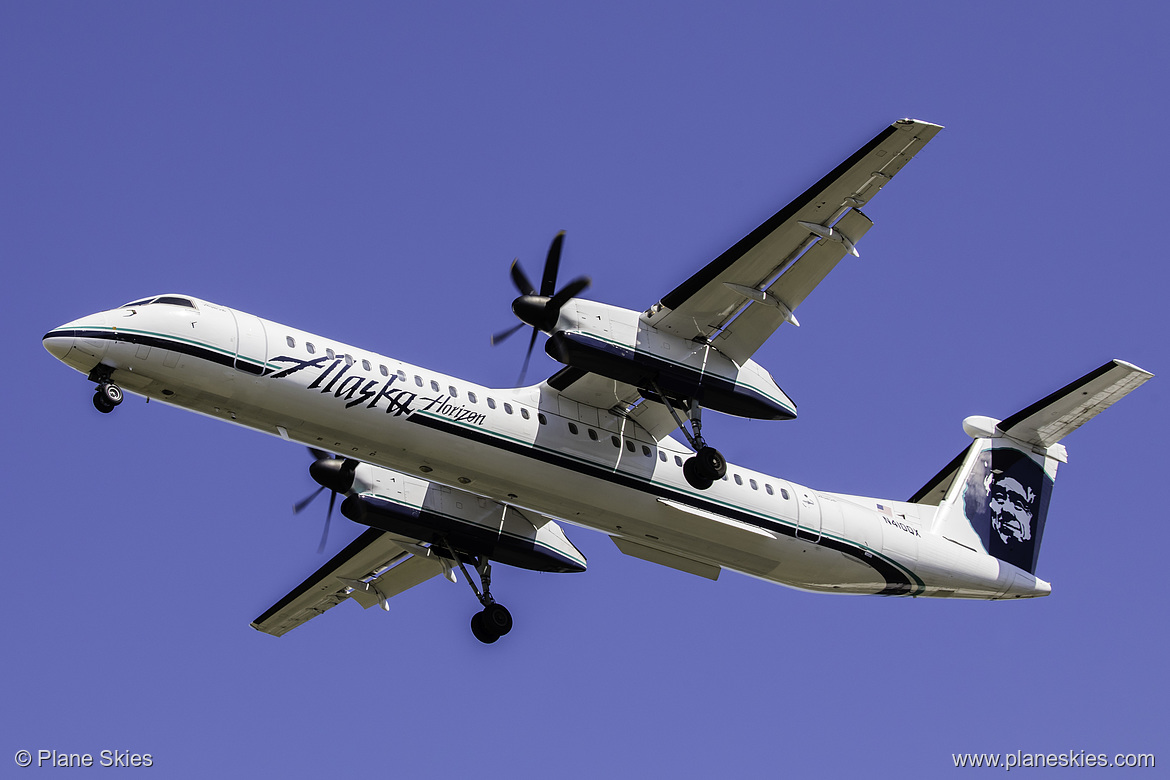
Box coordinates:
[93,392,116,414]
[471,611,500,644]
[100,383,123,406]
[683,457,714,491]
[695,446,726,480]
[483,602,513,637]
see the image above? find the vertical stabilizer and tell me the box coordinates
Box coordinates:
[914,360,1152,575]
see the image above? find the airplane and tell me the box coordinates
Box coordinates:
[43,119,1152,644]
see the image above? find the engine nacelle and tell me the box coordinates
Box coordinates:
[341,490,586,574]
[550,300,796,420]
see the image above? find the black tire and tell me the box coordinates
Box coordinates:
[695,446,726,480]
[93,392,115,414]
[683,457,713,490]
[483,603,513,637]
[470,611,499,644]
[101,383,123,406]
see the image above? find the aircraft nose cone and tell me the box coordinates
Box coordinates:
[43,331,76,361]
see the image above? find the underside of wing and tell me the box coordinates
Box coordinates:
[642,118,942,365]
[251,529,443,637]
[543,367,684,441]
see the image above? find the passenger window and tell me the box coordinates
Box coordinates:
[659,451,667,462]
[380,365,389,377]
[307,343,316,355]
[286,336,296,348]
[326,348,336,360]
[414,375,423,387]
[504,403,513,414]
[537,413,546,425]
[625,440,636,453]
[674,456,683,467]
[750,479,758,490]
[781,488,790,500]
[612,436,621,448]
[588,428,598,441]
[487,398,496,409]
[520,408,529,420]
[642,445,652,457]
[765,484,774,496]
[430,380,440,392]
[344,354,354,366]
[734,474,743,486]
[362,359,371,371]
[448,386,457,397]
[568,423,578,435]
[468,392,478,404]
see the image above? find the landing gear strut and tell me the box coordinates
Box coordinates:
[92,382,123,414]
[650,381,727,491]
[442,539,513,644]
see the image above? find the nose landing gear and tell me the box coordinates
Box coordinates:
[92,382,123,414]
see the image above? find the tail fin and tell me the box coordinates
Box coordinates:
[913,360,1152,574]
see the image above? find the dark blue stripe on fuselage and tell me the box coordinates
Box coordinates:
[46,328,269,375]
[52,328,910,594]
[410,414,913,595]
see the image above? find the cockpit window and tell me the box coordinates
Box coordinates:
[154,296,196,309]
[118,296,197,310]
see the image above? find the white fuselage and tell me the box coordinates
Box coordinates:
[44,296,1051,601]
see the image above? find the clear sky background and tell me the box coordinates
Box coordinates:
[4,3,1166,777]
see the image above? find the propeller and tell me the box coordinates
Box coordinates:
[491,231,590,384]
[293,447,359,553]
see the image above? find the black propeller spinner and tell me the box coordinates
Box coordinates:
[491,231,590,385]
[293,447,359,553]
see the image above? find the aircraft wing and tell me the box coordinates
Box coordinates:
[251,528,444,637]
[543,367,682,440]
[641,118,942,365]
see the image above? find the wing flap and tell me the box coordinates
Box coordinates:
[712,208,874,364]
[251,529,442,637]
[643,119,941,357]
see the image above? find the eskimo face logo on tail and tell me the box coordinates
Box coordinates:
[267,355,486,427]
[962,447,1053,574]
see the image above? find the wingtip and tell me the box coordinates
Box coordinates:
[897,117,945,131]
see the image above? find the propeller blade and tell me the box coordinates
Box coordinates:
[294,485,326,514]
[549,275,591,310]
[510,259,536,297]
[491,321,526,346]
[540,231,565,297]
[318,490,337,554]
[517,327,539,386]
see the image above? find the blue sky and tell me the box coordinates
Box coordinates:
[5,3,1166,776]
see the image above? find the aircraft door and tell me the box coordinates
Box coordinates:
[229,309,268,375]
[795,489,822,542]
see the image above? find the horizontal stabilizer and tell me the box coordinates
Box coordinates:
[994,360,1152,448]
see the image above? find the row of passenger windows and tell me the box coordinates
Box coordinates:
[283,334,534,416]
[561,420,789,497]
[281,333,790,499]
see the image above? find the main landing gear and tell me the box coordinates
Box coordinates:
[441,539,513,644]
[92,381,123,414]
[650,381,727,491]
